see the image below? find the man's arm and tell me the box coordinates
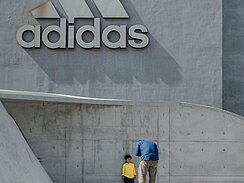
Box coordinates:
[135,141,141,157]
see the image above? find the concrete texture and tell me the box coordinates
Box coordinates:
[0,101,53,183]
[223,0,244,116]
[0,0,222,107]
[2,96,244,183]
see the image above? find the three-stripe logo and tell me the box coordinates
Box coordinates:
[31,0,130,22]
[16,0,149,49]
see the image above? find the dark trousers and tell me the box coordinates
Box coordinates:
[124,177,134,183]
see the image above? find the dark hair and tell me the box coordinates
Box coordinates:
[124,154,132,160]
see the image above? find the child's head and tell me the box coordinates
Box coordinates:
[124,154,132,163]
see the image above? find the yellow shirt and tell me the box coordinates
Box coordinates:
[122,163,136,179]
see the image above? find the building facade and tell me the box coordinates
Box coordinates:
[0,0,224,111]
[1,1,244,183]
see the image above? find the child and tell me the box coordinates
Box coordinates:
[122,154,136,183]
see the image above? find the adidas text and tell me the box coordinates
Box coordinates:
[16,18,149,49]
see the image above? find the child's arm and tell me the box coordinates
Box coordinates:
[122,164,126,178]
[133,164,136,177]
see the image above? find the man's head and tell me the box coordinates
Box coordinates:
[124,154,132,163]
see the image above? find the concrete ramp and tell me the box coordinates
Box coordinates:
[0,102,53,183]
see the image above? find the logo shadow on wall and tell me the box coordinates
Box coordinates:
[24,0,183,86]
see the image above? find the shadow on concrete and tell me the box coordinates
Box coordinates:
[25,0,182,85]
[223,0,244,116]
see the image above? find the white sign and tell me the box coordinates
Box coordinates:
[16,0,149,49]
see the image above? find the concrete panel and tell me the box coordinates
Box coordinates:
[171,142,244,176]
[41,158,66,178]
[0,102,53,183]
[65,140,83,176]
[170,104,244,141]
[157,142,170,176]
[81,105,169,141]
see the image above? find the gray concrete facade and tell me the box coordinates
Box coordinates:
[2,99,244,183]
[0,0,222,107]
[1,1,244,183]
[223,0,244,116]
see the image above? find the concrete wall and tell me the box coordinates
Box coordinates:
[0,101,53,183]
[223,0,244,116]
[3,101,244,183]
[0,0,222,107]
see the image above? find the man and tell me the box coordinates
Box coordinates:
[135,140,159,183]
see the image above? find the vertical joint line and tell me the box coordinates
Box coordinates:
[169,107,171,183]
[64,127,67,183]
[80,104,85,183]
[157,107,160,183]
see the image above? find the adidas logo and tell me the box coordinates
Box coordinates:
[16,0,149,49]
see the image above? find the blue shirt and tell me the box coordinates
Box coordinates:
[135,140,159,160]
